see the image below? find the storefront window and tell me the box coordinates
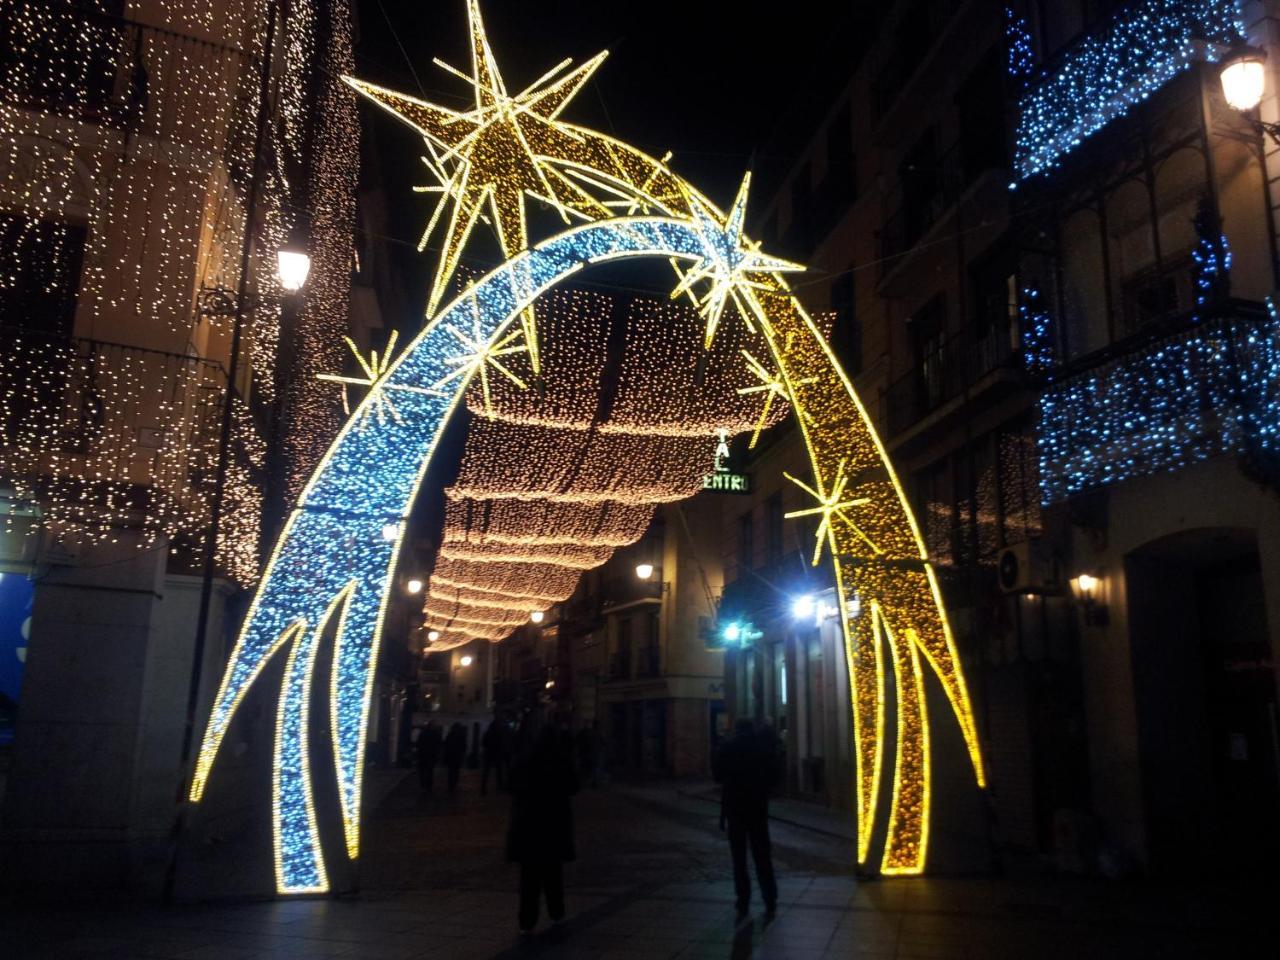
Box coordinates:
[0,571,33,746]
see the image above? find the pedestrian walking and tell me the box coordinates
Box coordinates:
[481,716,510,795]
[506,716,579,933]
[444,720,467,794]
[713,718,781,919]
[416,720,442,793]
[575,721,599,787]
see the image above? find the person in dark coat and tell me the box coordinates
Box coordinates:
[713,718,781,918]
[575,722,599,787]
[416,720,443,793]
[506,719,579,932]
[481,717,509,795]
[443,721,468,794]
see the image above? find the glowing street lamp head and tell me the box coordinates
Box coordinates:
[1073,573,1100,598]
[427,629,440,642]
[634,563,654,581]
[459,654,474,667]
[406,578,424,595]
[791,595,814,620]
[1220,44,1267,111]
[530,610,545,623]
[722,622,742,644]
[277,220,312,292]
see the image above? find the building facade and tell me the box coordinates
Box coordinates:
[490,498,727,779]
[0,0,359,895]
[718,0,1280,876]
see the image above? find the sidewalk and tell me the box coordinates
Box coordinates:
[674,780,856,842]
[1,772,1271,959]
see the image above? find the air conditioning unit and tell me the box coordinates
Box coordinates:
[997,540,1060,594]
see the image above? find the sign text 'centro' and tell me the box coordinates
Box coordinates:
[704,428,751,493]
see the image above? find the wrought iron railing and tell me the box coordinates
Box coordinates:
[1011,0,1241,180]
[1036,304,1280,503]
[885,320,1022,436]
[0,327,265,582]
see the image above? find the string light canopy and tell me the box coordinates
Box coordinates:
[192,0,985,894]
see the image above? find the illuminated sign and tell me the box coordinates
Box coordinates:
[704,427,751,493]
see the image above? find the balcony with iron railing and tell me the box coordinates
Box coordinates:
[0,4,264,191]
[600,570,664,611]
[1036,301,1280,503]
[1011,0,1242,181]
[877,139,1009,295]
[884,319,1026,441]
[0,327,266,582]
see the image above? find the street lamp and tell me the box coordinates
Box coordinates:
[1219,44,1280,143]
[276,220,312,292]
[791,594,814,620]
[634,562,654,580]
[530,609,545,624]
[405,578,423,595]
[1071,573,1108,626]
[459,654,474,667]
[427,629,440,642]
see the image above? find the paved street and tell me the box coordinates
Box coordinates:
[2,770,1271,959]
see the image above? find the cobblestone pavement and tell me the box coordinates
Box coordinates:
[2,769,1271,959]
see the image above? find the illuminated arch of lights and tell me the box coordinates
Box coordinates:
[190,0,984,894]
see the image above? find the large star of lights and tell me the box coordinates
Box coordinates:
[343,0,611,371]
[671,173,804,349]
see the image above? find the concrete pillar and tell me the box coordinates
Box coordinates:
[1,532,230,898]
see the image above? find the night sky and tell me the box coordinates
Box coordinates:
[353,0,878,310]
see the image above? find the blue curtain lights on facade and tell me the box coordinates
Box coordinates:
[1009,0,1244,181]
[189,216,744,893]
[1036,307,1280,504]
[1005,7,1036,88]
[1020,286,1055,373]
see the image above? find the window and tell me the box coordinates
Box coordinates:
[615,617,632,679]
[829,270,861,374]
[970,244,1019,374]
[738,510,755,576]
[1,214,86,442]
[765,494,784,568]
[784,161,812,254]
[956,47,1007,179]
[911,294,948,412]
[0,214,86,337]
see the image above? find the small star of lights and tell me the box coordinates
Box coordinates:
[784,460,881,567]
[736,347,816,448]
[317,331,434,429]
[429,308,529,418]
[670,173,804,349]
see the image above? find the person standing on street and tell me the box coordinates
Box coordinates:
[481,716,509,795]
[713,718,781,920]
[575,721,599,787]
[507,716,579,933]
[444,720,467,795]
[416,719,442,793]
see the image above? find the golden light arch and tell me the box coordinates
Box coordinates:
[188,0,985,894]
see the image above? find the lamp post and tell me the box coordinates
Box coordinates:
[1220,44,1275,135]
[167,0,296,903]
[1217,41,1280,290]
